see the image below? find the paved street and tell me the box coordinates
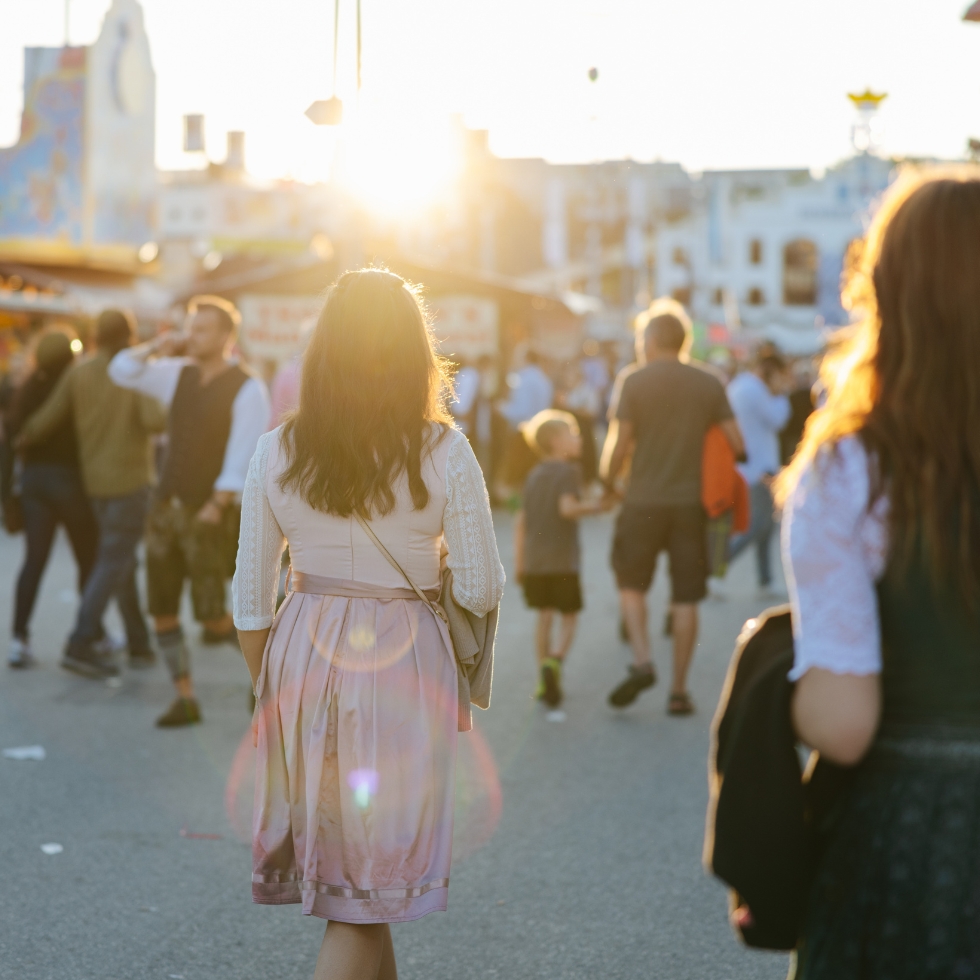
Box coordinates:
[1,511,790,980]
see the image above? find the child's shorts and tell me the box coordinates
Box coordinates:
[522,573,583,613]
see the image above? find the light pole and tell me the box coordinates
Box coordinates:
[306,0,362,127]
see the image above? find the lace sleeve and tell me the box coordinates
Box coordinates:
[782,437,889,681]
[444,430,506,616]
[232,430,285,630]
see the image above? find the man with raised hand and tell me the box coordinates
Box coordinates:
[110,295,269,727]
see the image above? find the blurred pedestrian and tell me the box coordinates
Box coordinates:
[448,357,480,435]
[499,349,554,497]
[470,353,499,478]
[600,299,743,714]
[110,296,269,727]
[726,352,791,596]
[779,357,818,465]
[18,310,167,677]
[5,330,98,669]
[514,410,610,710]
[779,170,980,978]
[233,269,504,980]
[268,315,316,427]
[0,349,30,533]
[556,361,600,484]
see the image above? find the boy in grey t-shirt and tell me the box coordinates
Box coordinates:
[514,411,612,709]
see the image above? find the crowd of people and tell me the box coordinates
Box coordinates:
[1,166,978,980]
[453,299,813,717]
[1,298,270,727]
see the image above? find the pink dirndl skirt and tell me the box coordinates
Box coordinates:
[251,574,458,923]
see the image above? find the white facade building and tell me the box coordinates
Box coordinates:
[656,153,896,352]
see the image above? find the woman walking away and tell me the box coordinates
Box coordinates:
[7,330,100,670]
[233,269,505,980]
[778,169,980,978]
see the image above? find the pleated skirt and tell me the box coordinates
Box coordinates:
[250,589,458,923]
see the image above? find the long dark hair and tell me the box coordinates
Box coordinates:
[777,168,980,606]
[278,268,454,517]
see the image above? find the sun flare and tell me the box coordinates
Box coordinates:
[334,108,463,218]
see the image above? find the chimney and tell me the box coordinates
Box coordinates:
[183,114,205,153]
[226,131,245,172]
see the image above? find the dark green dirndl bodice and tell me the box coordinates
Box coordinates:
[796,555,980,979]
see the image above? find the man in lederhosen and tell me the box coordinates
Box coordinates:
[110,296,269,727]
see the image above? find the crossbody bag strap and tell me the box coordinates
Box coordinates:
[353,512,449,625]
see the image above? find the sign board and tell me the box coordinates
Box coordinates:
[530,312,583,361]
[239,294,321,361]
[429,295,499,360]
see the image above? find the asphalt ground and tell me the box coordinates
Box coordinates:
[0,511,791,980]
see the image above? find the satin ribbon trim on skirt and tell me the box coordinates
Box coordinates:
[290,571,440,603]
[302,878,449,901]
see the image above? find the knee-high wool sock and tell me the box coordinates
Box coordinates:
[156,626,190,681]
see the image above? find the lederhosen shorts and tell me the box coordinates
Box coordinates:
[145,497,241,622]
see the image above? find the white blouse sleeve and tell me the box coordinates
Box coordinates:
[444,429,506,617]
[214,378,271,497]
[782,436,889,681]
[232,430,286,630]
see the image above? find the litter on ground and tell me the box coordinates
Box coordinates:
[3,745,45,761]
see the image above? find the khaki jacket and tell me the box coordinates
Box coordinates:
[441,567,498,732]
[20,350,167,498]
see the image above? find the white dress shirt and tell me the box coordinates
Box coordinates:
[109,349,270,499]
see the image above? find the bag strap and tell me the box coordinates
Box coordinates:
[353,512,449,625]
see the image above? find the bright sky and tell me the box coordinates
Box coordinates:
[1,0,979,184]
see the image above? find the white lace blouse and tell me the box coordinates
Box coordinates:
[781,436,889,680]
[232,426,505,631]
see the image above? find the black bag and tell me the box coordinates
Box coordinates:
[704,605,853,950]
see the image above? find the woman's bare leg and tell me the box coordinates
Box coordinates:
[314,921,386,980]
[378,924,397,980]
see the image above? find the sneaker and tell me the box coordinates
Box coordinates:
[707,578,728,601]
[62,644,120,679]
[8,637,35,669]
[608,663,657,708]
[201,626,240,648]
[128,648,156,670]
[93,633,126,657]
[155,697,202,728]
[540,658,563,708]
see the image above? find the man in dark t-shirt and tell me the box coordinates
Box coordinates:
[599,299,743,713]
